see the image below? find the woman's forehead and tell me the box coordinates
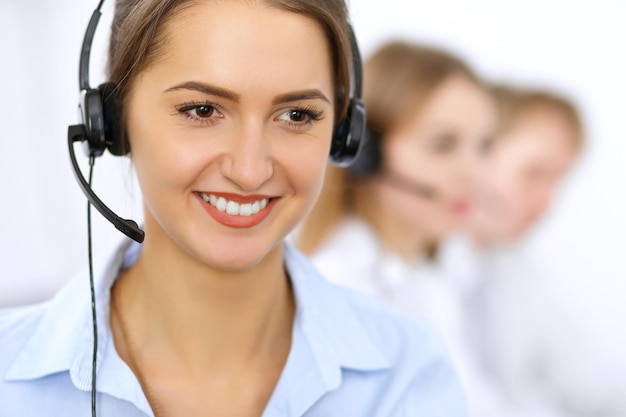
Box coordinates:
[145,1,335,99]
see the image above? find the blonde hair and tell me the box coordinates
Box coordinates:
[297,41,483,254]
[489,84,584,150]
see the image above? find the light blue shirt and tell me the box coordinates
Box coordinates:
[0,239,467,416]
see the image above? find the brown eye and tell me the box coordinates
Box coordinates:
[195,104,216,118]
[279,109,309,123]
[288,110,307,122]
[277,107,323,126]
[176,102,223,124]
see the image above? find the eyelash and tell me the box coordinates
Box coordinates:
[278,105,324,129]
[175,101,223,125]
[174,101,324,129]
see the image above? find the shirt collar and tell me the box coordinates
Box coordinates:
[5,238,132,389]
[5,239,391,397]
[283,241,391,374]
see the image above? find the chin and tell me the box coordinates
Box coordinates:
[199,238,283,273]
[210,257,265,273]
[433,220,464,240]
[188,251,262,274]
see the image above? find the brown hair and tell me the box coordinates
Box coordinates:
[489,84,584,150]
[106,0,354,150]
[297,41,484,255]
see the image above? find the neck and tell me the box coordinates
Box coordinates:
[354,180,431,261]
[112,227,294,373]
[467,218,512,251]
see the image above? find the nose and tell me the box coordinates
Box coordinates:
[456,147,483,190]
[221,123,274,192]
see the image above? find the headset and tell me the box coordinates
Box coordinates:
[67,1,367,415]
[347,126,439,199]
[347,128,382,176]
[67,0,367,245]
[67,0,143,244]
[329,28,367,167]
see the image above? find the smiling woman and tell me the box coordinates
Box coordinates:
[0,0,466,416]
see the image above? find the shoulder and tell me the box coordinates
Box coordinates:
[345,286,460,377]
[284,243,468,415]
[343,299,469,414]
[0,303,49,393]
[0,303,48,356]
[318,283,468,415]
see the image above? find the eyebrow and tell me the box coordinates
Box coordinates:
[164,81,330,105]
[272,90,331,105]
[164,82,240,101]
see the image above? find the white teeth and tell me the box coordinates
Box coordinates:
[240,203,253,216]
[201,193,269,217]
[226,201,239,215]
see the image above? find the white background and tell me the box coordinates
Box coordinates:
[1,1,625,351]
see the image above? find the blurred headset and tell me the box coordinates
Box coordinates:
[347,128,382,176]
[347,124,438,199]
[346,108,438,199]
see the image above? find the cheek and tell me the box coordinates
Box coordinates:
[385,138,433,186]
[281,139,330,200]
[384,139,458,195]
[378,184,459,238]
[482,153,522,200]
[125,84,212,195]
[128,116,210,210]
[290,117,333,169]
[384,136,419,170]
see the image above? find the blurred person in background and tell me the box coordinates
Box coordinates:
[441,84,626,416]
[294,40,509,415]
[469,85,582,247]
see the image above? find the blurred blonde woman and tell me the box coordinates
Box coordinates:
[295,40,500,414]
[296,40,495,312]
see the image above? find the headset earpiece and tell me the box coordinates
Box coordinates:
[79,82,124,157]
[347,127,382,176]
[330,97,366,166]
[79,86,107,157]
[98,82,125,156]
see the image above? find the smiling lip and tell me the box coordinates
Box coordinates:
[195,192,276,228]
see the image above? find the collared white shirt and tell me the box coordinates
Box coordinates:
[0,239,467,416]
